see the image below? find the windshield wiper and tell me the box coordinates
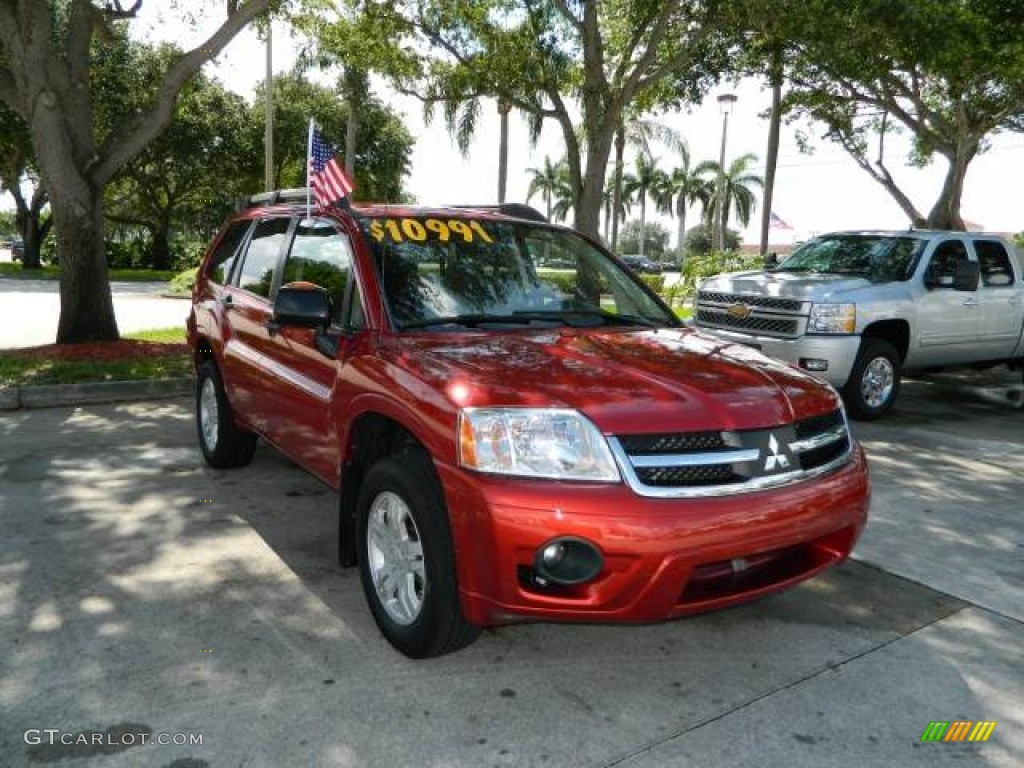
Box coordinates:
[399,310,662,330]
[513,309,661,328]
[399,314,547,330]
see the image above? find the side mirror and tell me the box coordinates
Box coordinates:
[272,283,331,329]
[953,260,980,291]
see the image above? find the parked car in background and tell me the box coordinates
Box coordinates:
[9,237,24,261]
[188,189,870,657]
[695,230,1024,419]
[620,254,662,274]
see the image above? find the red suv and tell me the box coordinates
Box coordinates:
[187,190,870,657]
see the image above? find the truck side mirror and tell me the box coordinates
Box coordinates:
[953,260,980,291]
[272,283,332,329]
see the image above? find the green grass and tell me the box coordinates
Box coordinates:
[124,327,187,343]
[0,263,177,282]
[0,354,191,387]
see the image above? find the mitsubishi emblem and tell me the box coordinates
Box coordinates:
[764,434,791,472]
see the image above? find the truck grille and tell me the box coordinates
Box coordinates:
[695,291,808,339]
[608,408,852,498]
[695,310,798,336]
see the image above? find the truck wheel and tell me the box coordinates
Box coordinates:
[843,339,901,420]
[196,360,258,468]
[356,453,480,658]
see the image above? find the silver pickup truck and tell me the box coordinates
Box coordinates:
[694,230,1024,418]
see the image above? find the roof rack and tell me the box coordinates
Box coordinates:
[236,188,310,211]
[448,203,549,223]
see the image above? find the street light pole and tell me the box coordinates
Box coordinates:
[264,22,274,193]
[716,93,737,252]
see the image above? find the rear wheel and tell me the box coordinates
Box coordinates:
[356,453,480,658]
[842,339,901,420]
[196,360,257,468]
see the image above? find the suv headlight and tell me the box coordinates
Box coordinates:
[808,303,856,334]
[458,407,620,482]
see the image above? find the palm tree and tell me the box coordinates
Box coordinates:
[602,175,630,244]
[551,165,575,223]
[611,114,683,252]
[652,142,718,266]
[704,153,765,243]
[526,156,566,221]
[621,155,667,257]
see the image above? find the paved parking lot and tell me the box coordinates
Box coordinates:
[0,368,1021,767]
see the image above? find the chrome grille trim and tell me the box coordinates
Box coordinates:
[790,425,847,454]
[629,449,760,468]
[609,409,853,499]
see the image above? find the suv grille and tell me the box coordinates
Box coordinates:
[695,291,808,339]
[609,409,852,498]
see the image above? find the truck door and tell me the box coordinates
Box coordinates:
[220,216,294,435]
[973,239,1024,360]
[914,237,984,365]
[260,218,364,483]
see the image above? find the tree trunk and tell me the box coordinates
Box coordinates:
[759,49,782,256]
[676,198,686,269]
[20,213,43,269]
[497,100,510,204]
[925,147,974,230]
[611,126,625,252]
[52,189,119,343]
[150,225,171,271]
[638,193,646,258]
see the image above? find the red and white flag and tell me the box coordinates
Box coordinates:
[769,211,792,230]
[307,122,354,209]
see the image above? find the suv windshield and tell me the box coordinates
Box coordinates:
[359,215,676,330]
[774,234,924,283]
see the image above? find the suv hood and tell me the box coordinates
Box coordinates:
[386,328,840,434]
[702,270,873,301]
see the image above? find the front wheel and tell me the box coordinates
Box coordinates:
[356,453,480,658]
[196,360,258,468]
[842,339,901,420]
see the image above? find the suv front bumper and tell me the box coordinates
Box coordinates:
[440,445,869,627]
[695,327,861,388]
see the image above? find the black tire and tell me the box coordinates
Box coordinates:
[842,339,901,420]
[356,453,480,658]
[196,360,258,468]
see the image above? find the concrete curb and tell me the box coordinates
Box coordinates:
[0,377,193,411]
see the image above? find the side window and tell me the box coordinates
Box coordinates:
[281,219,354,326]
[975,240,1015,287]
[926,239,969,288]
[207,220,251,284]
[237,218,290,299]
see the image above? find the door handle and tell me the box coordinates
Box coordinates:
[961,298,979,307]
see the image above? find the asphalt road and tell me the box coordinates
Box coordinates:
[0,368,1021,767]
[0,278,188,349]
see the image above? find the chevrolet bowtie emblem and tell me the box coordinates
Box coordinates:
[727,303,752,319]
[764,434,791,472]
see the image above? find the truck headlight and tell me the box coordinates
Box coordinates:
[458,408,620,482]
[808,303,856,334]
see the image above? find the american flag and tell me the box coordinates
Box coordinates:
[769,211,792,230]
[309,127,354,207]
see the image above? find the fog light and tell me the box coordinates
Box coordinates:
[533,537,603,586]
[800,358,829,372]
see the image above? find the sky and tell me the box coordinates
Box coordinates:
[5,7,1024,246]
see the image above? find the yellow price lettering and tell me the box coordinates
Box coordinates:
[368,218,494,244]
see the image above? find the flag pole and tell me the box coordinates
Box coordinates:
[306,118,315,220]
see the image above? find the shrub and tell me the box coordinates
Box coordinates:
[168,267,198,295]
[678,251,763,296]
[637,274,665,294]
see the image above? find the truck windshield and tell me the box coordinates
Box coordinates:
[774,235,924,283]
[359,216,677,330]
